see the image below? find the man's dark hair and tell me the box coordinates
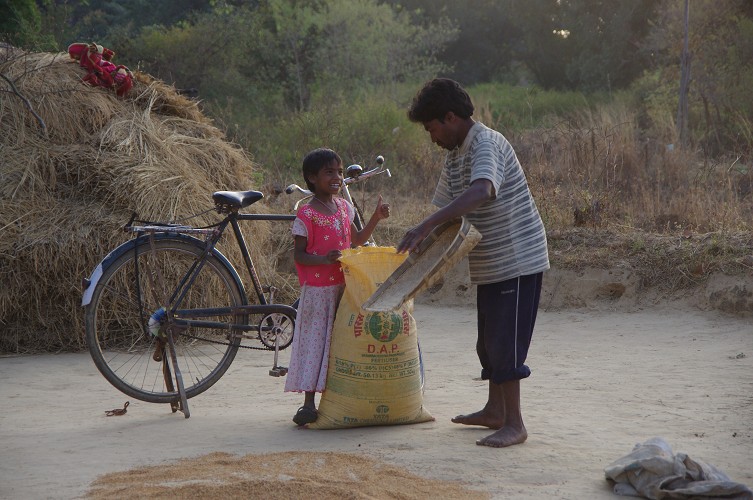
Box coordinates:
[407,78,474,123]
[302,148,342,191]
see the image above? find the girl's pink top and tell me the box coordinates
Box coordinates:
[292,197,355,286]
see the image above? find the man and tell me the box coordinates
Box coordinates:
[397,78,549,447]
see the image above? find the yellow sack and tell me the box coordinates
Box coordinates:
[309,246,434,429]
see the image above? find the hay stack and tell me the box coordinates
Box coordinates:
[0,48,274,353]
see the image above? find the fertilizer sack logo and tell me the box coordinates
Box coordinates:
[353,310,410,341]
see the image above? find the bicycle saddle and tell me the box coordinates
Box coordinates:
[212,190,264,209]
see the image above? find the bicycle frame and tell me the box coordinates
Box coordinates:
[132,215,296,321]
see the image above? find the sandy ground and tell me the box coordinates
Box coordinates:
[1,302,752,499]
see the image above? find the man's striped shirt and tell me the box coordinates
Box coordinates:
[432,122,550,284]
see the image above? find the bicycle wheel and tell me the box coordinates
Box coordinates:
[85,236,246,404]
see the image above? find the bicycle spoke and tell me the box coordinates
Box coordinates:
[86,236,245,404]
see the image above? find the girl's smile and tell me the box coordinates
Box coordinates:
[309,161,344,197]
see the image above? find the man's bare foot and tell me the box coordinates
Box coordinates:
[451,410,504,429]
[476,426,527,447]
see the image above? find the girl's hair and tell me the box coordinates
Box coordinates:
[407,78,474,123]
[302,148,342,191]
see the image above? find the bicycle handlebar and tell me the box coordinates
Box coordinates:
[346,164,391,184]
[284,155,390,197]
[284,184,309,196]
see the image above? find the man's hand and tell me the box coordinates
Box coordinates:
[397,222,434,254]
[397,179,493,254]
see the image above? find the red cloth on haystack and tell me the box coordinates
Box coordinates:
[68,42,133,97]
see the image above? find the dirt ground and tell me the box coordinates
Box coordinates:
[1,267,752,499]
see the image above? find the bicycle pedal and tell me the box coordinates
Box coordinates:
[268,366,288,377]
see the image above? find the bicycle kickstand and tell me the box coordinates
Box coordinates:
[165,328,191,418]
[264,285,288,378]
[269,327,288,377]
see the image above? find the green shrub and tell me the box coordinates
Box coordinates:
[469,83,609,132]
[236,88,441,199]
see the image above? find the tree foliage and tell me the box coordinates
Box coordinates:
[639,0,753,154]
[106,6,251,101]
[0,0,55,49]
[385,0,519,84]
[384,0,659,91]
[39,0,217,44]
[311,0,456,95]
[561,0,659,91]
[103,0,454,114]
[2,0,751,156]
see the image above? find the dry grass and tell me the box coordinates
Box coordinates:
[504,103,752,234]
[0,49,276,353]
[546,227,753,293]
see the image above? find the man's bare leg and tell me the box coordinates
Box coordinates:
[451,382,505,429]
[476,380,527,447]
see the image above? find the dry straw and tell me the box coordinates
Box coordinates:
[1,48,277,353]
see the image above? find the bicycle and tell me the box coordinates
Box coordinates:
[82,156,391,418]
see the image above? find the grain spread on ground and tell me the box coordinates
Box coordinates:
[85,451,489,499]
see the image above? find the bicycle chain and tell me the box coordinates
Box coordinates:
[176,330,281,351]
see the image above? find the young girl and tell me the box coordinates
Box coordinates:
[285,148,390,426]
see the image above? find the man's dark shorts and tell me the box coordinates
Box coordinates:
[476,272,543,384]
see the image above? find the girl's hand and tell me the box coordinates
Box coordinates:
[373,195,390,220]
[325,249,343,263]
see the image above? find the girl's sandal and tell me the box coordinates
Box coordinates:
[292,406,318,426]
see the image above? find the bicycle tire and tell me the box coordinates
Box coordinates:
[85,236,246,404]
